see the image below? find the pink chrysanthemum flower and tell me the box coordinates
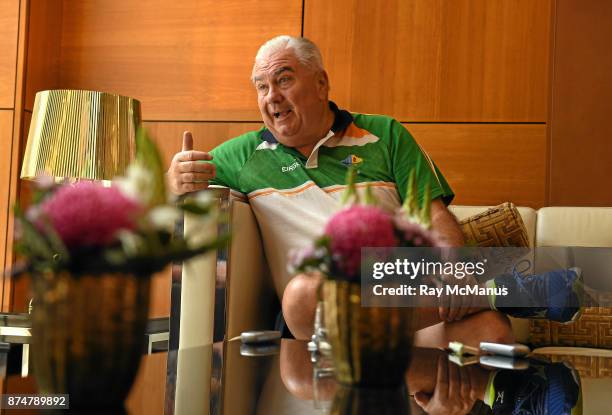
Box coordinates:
[393,214,441,247]
[324,205,398,278]
[36,182,142,249]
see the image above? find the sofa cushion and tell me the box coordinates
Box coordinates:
[536,207,612,247]
[450,203,536,248]
[531,207,612,349]
[226,200,277,337]
[530,304,612,349]
[449,203,535,343]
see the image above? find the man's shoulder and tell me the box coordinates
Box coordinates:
[211,127,264,155]
[343,112,410,148]
[351,111,396,122]
[349,112,401,135]
[209,127,267,177]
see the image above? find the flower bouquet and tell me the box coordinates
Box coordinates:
[292,168,440,387]
[13,129,227,409]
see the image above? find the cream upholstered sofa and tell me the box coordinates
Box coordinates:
[226,202,612,353]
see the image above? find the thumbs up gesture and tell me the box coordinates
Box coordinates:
[167,131,216,195]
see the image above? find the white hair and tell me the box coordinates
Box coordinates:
[254,35,324,73]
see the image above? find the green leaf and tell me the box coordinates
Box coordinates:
[420,183,432,229]
[103,232,232,274]
[38,216,69,263]
[135,128,167,207]
[13,205,56,263]
[402,168,418,217]
[363,182,376,206]
[340,166,360,206]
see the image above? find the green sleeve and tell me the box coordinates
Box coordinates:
[389,119,454,206]
[208,131,260,192]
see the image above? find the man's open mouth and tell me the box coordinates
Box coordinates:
[273,109,292,119]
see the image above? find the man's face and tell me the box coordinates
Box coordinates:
[252,49,329,149]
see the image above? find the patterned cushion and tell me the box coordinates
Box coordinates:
[459,202,530,247]
[530,291,612,349]
[542,353,612,378]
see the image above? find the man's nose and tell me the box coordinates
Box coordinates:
[267,83,283,103]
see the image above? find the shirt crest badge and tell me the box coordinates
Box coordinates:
[341,155,363,166]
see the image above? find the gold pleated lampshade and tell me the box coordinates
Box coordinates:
[21,90,142,181]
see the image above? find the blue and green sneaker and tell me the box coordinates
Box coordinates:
[487,361,581,415]
[490,261,584,323]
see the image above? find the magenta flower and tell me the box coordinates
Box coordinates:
[35,182,142,249]
[324,205,398,278]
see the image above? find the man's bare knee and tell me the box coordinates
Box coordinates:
[459,310,514,345]
[477,311,514,344]
[282,273,321,340]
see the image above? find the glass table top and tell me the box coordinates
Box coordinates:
[2,338,612,414]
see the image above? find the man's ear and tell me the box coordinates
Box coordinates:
[316,70,330,99]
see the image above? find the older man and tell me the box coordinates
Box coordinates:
[167,35,513,346]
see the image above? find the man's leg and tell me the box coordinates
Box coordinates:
[282,273,321,340]
[413,309,514,349]
[282,274,513,346]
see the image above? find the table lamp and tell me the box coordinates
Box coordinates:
[20,89,141,183]
[12,90,141,359]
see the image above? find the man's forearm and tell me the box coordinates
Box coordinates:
[430,198,465,247]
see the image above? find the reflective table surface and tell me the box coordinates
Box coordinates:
[3,338,612,414]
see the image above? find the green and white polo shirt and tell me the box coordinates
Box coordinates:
[210,102,454,297]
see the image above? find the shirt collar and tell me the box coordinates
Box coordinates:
[260,101,353,144]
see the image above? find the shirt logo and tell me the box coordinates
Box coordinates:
[341,155,363,166]
[281,161,300,173]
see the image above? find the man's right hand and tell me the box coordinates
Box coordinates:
[413,356,478,415]
[167,131,216,195]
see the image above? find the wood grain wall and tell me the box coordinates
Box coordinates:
[304,0,551,122]
[0,0,27,313]
[0,0,19,108]
[56,0,302,120]
[408,124,547,206]
[3,0,610,314]
[0,111,14,305]
[7,0,62,313]
[549,0,612,206]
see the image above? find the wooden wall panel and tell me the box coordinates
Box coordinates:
[59,0,302,121]
[3,0,28,311]
[0,0,19,108]
[408,124,547,207]
[305,0,551,122]
[10,110,30,312]
[549,0,612,206]
[24,0,63,110]
[125,353,167,415]
[149,267,171,319]
[0,111,14,301]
